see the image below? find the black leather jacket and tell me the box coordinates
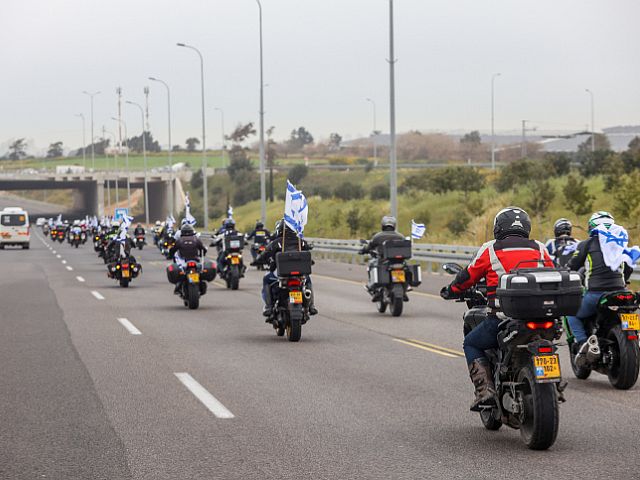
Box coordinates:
[568,237,633,291]
[170,234,207,261]
[255,229,310,271]
[362,230,405,257]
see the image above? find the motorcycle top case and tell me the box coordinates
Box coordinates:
[496,268,582,319]
[201,260,217,282]
[275,251,312,276]
[224,234,245,251]
[382,239,412,260]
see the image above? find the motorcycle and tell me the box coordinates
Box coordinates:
[564,291,640,389]
[69,231,82,248]
[93,233,103,253]
[219,234,246,290]
[167,258,216,310]
[134,234,146,250]
[160,235,175,259]
[442,261,582,450]
[359,238,421,317]
[266,251,313,342]
[56,229,65,243]
[107,255,141,288]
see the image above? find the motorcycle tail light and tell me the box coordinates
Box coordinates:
[628,334,638,341]
[526,321,554,330]
[290,271,300,276]
[187,261,197,268]
[287,278,302,287]
[122,264,129,269]
[538,346,553,354]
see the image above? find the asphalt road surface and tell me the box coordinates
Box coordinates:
[0,231,638,479]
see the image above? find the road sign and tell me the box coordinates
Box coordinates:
[114,208,129,221]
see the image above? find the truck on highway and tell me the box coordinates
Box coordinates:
[0,207,30,249]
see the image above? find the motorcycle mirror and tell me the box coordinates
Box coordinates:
[442,263,463,275]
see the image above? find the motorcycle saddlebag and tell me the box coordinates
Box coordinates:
[406,264,422,287]
[166,263,184,284]
[369,265,391,287]
[275,251,312,276]
[224,234,245,251]
[496,268,582,319]
[382,239,412,260]
[201,260,217,282]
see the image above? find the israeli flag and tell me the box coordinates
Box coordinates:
[227,205,234,219]
[184,192,196,226]
[284,180,308,237]
[116,214,134,244]
[593,224,640,271]
[411,220,426,240]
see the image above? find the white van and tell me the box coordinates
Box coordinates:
[0,207,30,249]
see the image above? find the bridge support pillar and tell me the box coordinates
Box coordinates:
[147,181,169,223]
[71,181,103,217]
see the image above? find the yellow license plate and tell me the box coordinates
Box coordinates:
[289,291,303,304]
[391,270,405,283]
[620,313,640,331]
[231,256,240,265]
[188,273,200,283]
[534,355,561,381]
[121,269,130,278]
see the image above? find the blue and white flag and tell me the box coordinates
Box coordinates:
[284,180,308,237]
[184,192,196,226]
[227,205,234,219]
[117,214,134,243]
[411,220,426,240]
[592,223,640,271]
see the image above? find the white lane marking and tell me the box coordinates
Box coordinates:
[91,290,105,300]
[66,266,73,271]
[76,276,85,282]
[117,317,142,335]
[174,373,235,419]
[61,260,67,264]
[52,250,56,254]
[56,254,61,259]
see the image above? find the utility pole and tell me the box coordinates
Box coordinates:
[388,0,398,219]
[491,73,501,170]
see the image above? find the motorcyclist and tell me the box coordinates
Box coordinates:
[252,219,318,318]
[440,207,554,411]
[360,216,405,296]
[212,218,240,270]
[169,224,207,294]
[134,223,146,237]
[246,220,271,261]
[567,211,635,364]
[545,218,578,267]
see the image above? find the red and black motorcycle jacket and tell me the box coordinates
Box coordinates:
[450,235,554,308]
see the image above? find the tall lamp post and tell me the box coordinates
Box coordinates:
[75,113,86,170]
[149,76,174,216]
[585,89,595,152]
[177,42,208,230]
[126,101,149,225]
[112,117,131,210]
[214,107,226,169]
[365,98,378,162]
[388,0,398,219]
[82,90,100,170]
[255,0,267,223]
[491,73,501,170]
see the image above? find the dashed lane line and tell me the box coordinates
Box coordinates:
[174,373,235,419]
[76,276,85,282]
[66,266,73,271]
[91,290,105,300]
[117,318,142,335]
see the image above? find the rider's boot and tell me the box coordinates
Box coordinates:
[468,358,497,412]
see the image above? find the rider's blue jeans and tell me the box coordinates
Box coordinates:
[463,315,500,364]
[567,291,605,344]
[261,272,313,304]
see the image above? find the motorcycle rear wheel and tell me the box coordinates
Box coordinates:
[391,295,403,317]
[119,278,130,288]
[285,312,302,342]
[517,366,559,450]
[607,325,640,390]
[230,267,240,290]
[187,284,200,310]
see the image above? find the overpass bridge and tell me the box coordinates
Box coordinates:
[0,171,180,219]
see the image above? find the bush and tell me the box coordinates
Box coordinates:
[305,184,331,198]
[190,169,203,189]
[524,179,555,221]
[346,207,361,235]
[369,183,390,200]
[447,213,470,235]
[543,153,572,176]
[288,164,309,184]
[563,174,593,216]
[334,181,364,200]
[494,159,546,193]
[578,150,615,177]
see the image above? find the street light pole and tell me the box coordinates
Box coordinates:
[112,117,130,211]
[256,0,267,224]
[491,73,501,170]
[83,91,101,170]
[585,89,595,152]
[388,0,398,219]
[127,101,149,225]
[177,43,208,230]
[149,76,174,216]
[75,113,86,170]
[366,98,378,162]
[214,107,226,169]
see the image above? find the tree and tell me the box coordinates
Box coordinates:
[227,122,256,144]
[524,179,555,223]
[7,138,27,160]
[452,167,485,199]
[346,207,361,236]
[613,171,640,230]
[543,152,572,176]
[563,174,594,216]
[460,130,482,146]
[185,137,200,152]
[47,141,64,158]
[288,164,308,184]
[328,133,342,151]
[288,127,314,151]
[578,150,615,177]
[578,133,611,153]
[334,181,364,200]
[494,159,546,192]
[127,132,161,153]
[369,183,390,200]
[227,156,254,182]
[447,213,470,235]
[628,136,640,154]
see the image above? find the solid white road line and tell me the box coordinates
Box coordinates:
[174,373,235,419]
[117,318,142,335]
[66,266,73,271]
[76,276,85,282]
[91,290,105,300]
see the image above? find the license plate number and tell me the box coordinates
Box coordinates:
[391,270,405,283]
[533,355,561,381]
[289,291,303,304]
[620,313,640,331]
[188,273,200,283]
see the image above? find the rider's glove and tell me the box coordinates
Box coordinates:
[440,285,454,300]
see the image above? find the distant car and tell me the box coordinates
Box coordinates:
[0,207,30,249]
[36,217,46,226]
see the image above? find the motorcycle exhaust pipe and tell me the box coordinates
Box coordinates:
[304,289,312,300]
[586,335,601,364]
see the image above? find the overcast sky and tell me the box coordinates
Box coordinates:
[1,0,639,152]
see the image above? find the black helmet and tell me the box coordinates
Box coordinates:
[553,218,572,238]
[381,215,397,231]
[493,207,531,240]
[181,224,195,236]
[256,220,264,229]
[274,219,285,236]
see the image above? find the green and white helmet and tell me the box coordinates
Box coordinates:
[588,211,614,234]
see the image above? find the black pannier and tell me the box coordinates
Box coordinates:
[369,265,391,287]
[496,268,582,319]
[406,264,422,287]
[276,251,312,276]
[201,260,217,282]
[166,263,184,284]
[382,239,412,260]
[224,234,245,251]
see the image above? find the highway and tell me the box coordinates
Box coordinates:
[1,231,639,479]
